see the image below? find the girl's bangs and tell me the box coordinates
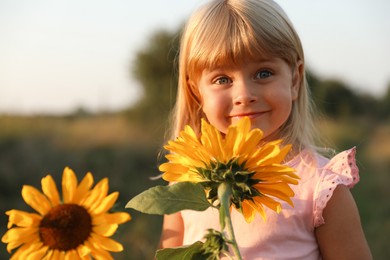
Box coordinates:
[186,10,269,79]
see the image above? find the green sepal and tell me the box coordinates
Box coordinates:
[125,182,211,215]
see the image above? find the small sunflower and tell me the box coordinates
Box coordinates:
[159,117,299,222]
[2,167,131,259]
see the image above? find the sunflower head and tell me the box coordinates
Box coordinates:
[198,229,229,259]
[159,117,300,222]
[2,167,131,259]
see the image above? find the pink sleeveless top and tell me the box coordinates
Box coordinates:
[180,148,359,259]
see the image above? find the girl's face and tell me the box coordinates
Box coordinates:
[197,57,301,140]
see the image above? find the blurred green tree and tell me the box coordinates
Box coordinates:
[379,82,390,119]
[320,79,361,118]
[128,29,180,124]
[307,70,384,120]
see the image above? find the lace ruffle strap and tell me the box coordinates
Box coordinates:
[313,147,359,227]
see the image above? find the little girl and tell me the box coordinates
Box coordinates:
[160,0,372,259]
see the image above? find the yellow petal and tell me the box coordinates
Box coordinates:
[73,172,94,204]
[249,199,266,222]
[62,167,78,203]
[4,238,23,253]
[80,178,109,211]
[168,152,207,168]
[162,172,203,183]
[51,250,65,260]
[253,196,282,213]
[169,146,208,166]
[272,144,293,163]
[231,117,252,155]
[9,243,29,260]
[2,226,38,243]
[255,147,281,165]
[93,224,118,237]
[162,167,193,180]
[159,163,189,174]
[200,120,224,161]
[41,175,60,206]
[21,185,51,215]
[64,249,81,260]
[90,233,123,252]
[239,129,262,157]
[256,182,295,196]
[252,168,296,177]
[183,124,198,139]
[84,239,114,260]
[77,244,91,257]
[27,244,49,260]
[93,212,131,225]
[180,128,201,147]
[240,201,257,223]
[256,175,299,185]
[5,210,41,229]
[253,164,297,174]
[2,226,38,253]
[164,144,205,168]
[90,192,119,215]
[10,242,47,260]
[42,249,54,260]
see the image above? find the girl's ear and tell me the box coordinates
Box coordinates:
[291,60,304,100]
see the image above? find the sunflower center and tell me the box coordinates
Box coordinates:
[39,204,92,251]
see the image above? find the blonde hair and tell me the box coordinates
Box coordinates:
[169,0,320,151]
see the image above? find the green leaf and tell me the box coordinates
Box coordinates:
[155,241,205,260]
[126,182,211,215]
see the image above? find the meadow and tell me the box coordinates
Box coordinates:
[0,113,389,259]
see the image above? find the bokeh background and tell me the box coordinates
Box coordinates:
[1,0,389,259]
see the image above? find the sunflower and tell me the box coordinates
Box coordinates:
[2,167,131,260]
[159,117,299,222]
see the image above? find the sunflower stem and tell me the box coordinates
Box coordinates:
[218,182,242,260]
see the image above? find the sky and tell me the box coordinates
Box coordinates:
[0,0,389,115]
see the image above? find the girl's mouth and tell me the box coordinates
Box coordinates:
[230,112,266,120]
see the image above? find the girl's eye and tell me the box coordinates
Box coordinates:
[214,76,232,85]
[255,70,273,79]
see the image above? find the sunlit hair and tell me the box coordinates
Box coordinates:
[170,0,320,151]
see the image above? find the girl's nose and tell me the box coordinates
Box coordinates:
[233,82,258,106]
